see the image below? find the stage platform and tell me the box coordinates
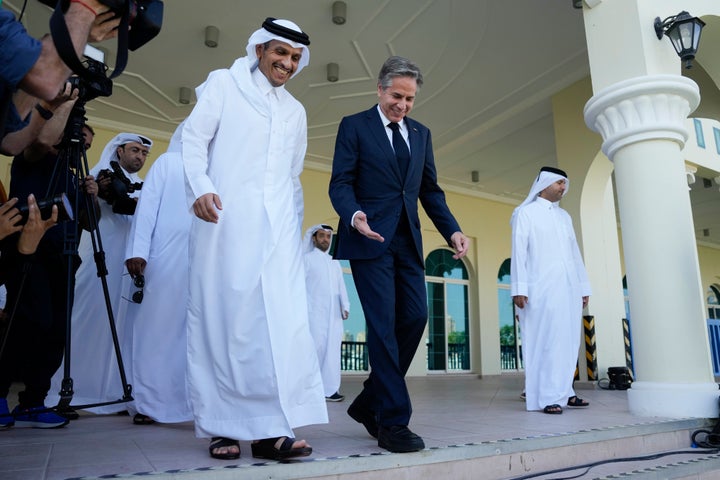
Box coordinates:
[2,374,719,480]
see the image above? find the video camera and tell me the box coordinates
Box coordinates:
[38,0,163,93]
[96,160,142,215]
[38,0,164,51]
[68,54,112,102]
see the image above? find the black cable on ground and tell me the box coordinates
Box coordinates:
[506,447,720,480]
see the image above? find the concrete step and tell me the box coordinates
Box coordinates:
[91,418,717,480]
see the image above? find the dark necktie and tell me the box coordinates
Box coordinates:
[388,122,410,178]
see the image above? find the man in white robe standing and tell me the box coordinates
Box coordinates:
[51,133,151,415]
[303,224,350,402]
[124,124,192,425]
[182,18,327,461]
[510,166,592,415]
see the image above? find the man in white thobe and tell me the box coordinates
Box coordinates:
[183,18,327,461]
[123,124,192,425]
[51,133,151,415]
[510,166,591,414]
[303,224,350,401]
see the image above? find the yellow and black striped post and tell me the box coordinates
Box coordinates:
[583,315,597,381]
[622,318,635,380]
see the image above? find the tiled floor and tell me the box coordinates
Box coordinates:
[0,374,717,480]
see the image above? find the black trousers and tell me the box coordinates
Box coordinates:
[349,221,427,427]
[0,252,77,407]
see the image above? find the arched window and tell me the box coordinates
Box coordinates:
[425,249,470,371]
[497,258,522,370]
[707,283,720,319]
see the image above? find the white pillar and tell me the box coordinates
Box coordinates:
[584,74,717,418]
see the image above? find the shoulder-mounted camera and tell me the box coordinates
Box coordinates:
[97,160,143,215]
[38,0,164,91]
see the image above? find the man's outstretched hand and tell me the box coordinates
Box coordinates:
[353,211,384,243]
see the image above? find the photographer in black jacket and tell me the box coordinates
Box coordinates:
[0,84,98,429]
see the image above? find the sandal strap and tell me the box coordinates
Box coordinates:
[278,436,296,451]
[210,437,239,448]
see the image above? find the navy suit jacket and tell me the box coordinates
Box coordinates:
[329,106,461,263]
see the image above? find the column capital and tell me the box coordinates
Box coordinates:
[584,75,700,159]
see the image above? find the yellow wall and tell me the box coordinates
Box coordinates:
[699,244,720,300]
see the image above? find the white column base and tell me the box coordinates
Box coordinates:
[627,381,719,418]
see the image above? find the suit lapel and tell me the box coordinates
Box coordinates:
[365,108,402,180]
[406,118,421,181]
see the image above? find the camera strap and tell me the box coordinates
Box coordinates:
[47,0,129,80]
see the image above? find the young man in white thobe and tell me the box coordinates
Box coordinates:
[51,133,151,415]
[303,224,350,402]
[510,166,592,415]
[182,18,327,461]
[123,124,192,425]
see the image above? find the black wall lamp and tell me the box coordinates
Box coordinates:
[654,11,705,69]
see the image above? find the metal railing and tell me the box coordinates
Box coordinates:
[343,341,471,371]
[501,344,521,370]
[447,342,470,370]
[341,341,368,371]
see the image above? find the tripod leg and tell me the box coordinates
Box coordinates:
[79,145,133,403]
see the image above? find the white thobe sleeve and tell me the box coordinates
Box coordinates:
[510,209,530,297]
[182,72,224,201]
[291,111,308,233]
[334,260,350,313]
[126,157,165,262]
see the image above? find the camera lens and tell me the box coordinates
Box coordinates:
[16,193,74,225]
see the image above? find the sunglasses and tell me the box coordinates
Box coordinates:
[122,274,145,304]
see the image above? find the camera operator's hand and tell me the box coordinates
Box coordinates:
[0,198,23,241]
[125,257,147,278]
[49,81,80,110]
[96,170,114,201]
[17,194,58,255]
[82,0,114,15]
[89,11,121,43]
[83,175,99,197]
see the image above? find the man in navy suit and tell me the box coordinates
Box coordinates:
[329,56,469,453]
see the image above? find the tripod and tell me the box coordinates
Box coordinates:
[52,99,133,412]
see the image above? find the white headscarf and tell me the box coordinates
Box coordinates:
[303,224,333,253]
[96,132,153,172]
[510,168,569,224]
[245,18,310,78]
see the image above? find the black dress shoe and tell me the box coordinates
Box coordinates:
[347,402,378,438]
[377,425,425,453]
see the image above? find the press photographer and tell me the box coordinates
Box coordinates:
[96,158,143,215]
[0,84,99,429]
[1,2,120,150]
[1,0,164,153]
[92,133,148,218]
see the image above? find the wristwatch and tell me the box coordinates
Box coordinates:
[34,104,54,120]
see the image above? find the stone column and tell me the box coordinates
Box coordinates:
[584,74,717,418]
